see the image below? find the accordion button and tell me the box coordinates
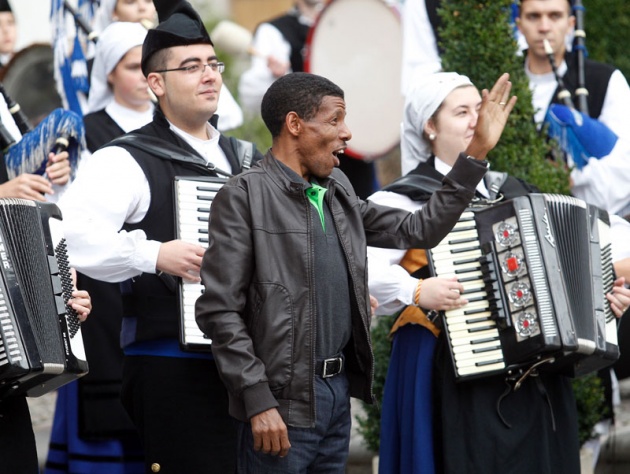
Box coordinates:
[151,463,161,472]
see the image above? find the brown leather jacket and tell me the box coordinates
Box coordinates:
[195,151,487,427]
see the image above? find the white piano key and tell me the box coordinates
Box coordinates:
[454,350,504,365]
[448,328,500,346]
[456,361,505,376]
[452,340,501,354]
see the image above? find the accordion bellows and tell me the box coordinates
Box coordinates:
[0,199,88,399]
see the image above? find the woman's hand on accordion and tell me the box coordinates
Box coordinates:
[0,173,53,201]
[46,150,71,185]
[417,277,468,311]
[608,277,630,319]
[70,289,92,323]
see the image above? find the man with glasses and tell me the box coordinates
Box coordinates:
[58,1,261,472]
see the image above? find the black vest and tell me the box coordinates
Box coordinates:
[384,157,538,203]
[268,10,309,73]
[110,110,247,343]
[83,109,125,153]
[552,52,616,119]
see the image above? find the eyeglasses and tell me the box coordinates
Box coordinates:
[154,62,225,75]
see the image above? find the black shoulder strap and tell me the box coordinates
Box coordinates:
[229,136,255,170]
[108,133,234,178]
[382,174,442,202]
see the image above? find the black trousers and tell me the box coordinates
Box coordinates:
[0,396,38,474]
[121,355,236,473]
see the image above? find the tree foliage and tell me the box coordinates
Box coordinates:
[583,0,630,81]
[438,0,570,194]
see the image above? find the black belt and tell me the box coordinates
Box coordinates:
[315,356,344,378]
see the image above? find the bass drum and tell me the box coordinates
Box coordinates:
[0,43,63,126]
[305,0,404,160]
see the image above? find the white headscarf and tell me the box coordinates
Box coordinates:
[87,21,148,113]
[400,72,473,175]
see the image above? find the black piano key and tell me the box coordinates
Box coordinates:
[197,207,210,213]
[463,306,490,315]
[447,236,480,245]
[467,324,495,333]
[450,245,481,255]
[455,265,482,275]
[458,275,481,283]
[470,336,500,345]
[472,345,502,354]
[476,358,504,367]
[197,195,213,201]
[465,316,491,324]
[197,216,209,222]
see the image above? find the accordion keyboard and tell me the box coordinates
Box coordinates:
[175,177,226,350]
[429,211,506,377]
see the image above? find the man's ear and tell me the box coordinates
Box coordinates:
[146,72,165,99]
[285,111,301,137]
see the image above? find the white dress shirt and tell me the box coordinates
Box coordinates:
[60,119,228,282]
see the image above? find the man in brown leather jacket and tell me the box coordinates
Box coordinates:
[196,71,516,472]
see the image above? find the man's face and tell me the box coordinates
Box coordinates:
[297,95,352,180]
[517,0,575,59]
[114,0,157,25]
[0,12,16,56]
[150,44,223,126]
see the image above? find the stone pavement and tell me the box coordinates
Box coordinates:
[26,378,630,473]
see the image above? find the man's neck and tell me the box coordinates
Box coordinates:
[526,48,566,75]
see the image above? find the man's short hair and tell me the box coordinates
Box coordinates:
[261,72,344,138]
[145,48,172,75]
[517,0,573,14]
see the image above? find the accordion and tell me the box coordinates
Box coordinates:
[174,176,227,352]
[428,194,618,381]
[0,199,88,399]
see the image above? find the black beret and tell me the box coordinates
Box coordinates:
[141,0,213,76]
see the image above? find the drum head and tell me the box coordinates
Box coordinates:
[0,44,63,126]
[305,0,404,160]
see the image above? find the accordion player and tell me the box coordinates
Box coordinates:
[429,193,619,382]
[0,198,88,399]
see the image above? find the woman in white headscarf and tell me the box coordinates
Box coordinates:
[84,21,153,152]
[368,72,630,474]
[91,0,243,132]
[44,21,150,474]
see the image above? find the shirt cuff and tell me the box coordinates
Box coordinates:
[133,239,162,274]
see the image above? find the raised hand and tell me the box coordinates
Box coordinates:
[466,72,518,161]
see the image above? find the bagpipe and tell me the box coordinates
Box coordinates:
[543,0,618,171]
[0,81,84,181]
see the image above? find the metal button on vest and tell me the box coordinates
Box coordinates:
[151,463,161,472]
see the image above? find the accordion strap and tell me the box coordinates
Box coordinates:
[108,133,235,178]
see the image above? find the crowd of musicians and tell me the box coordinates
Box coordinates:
[1,0,630,473]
